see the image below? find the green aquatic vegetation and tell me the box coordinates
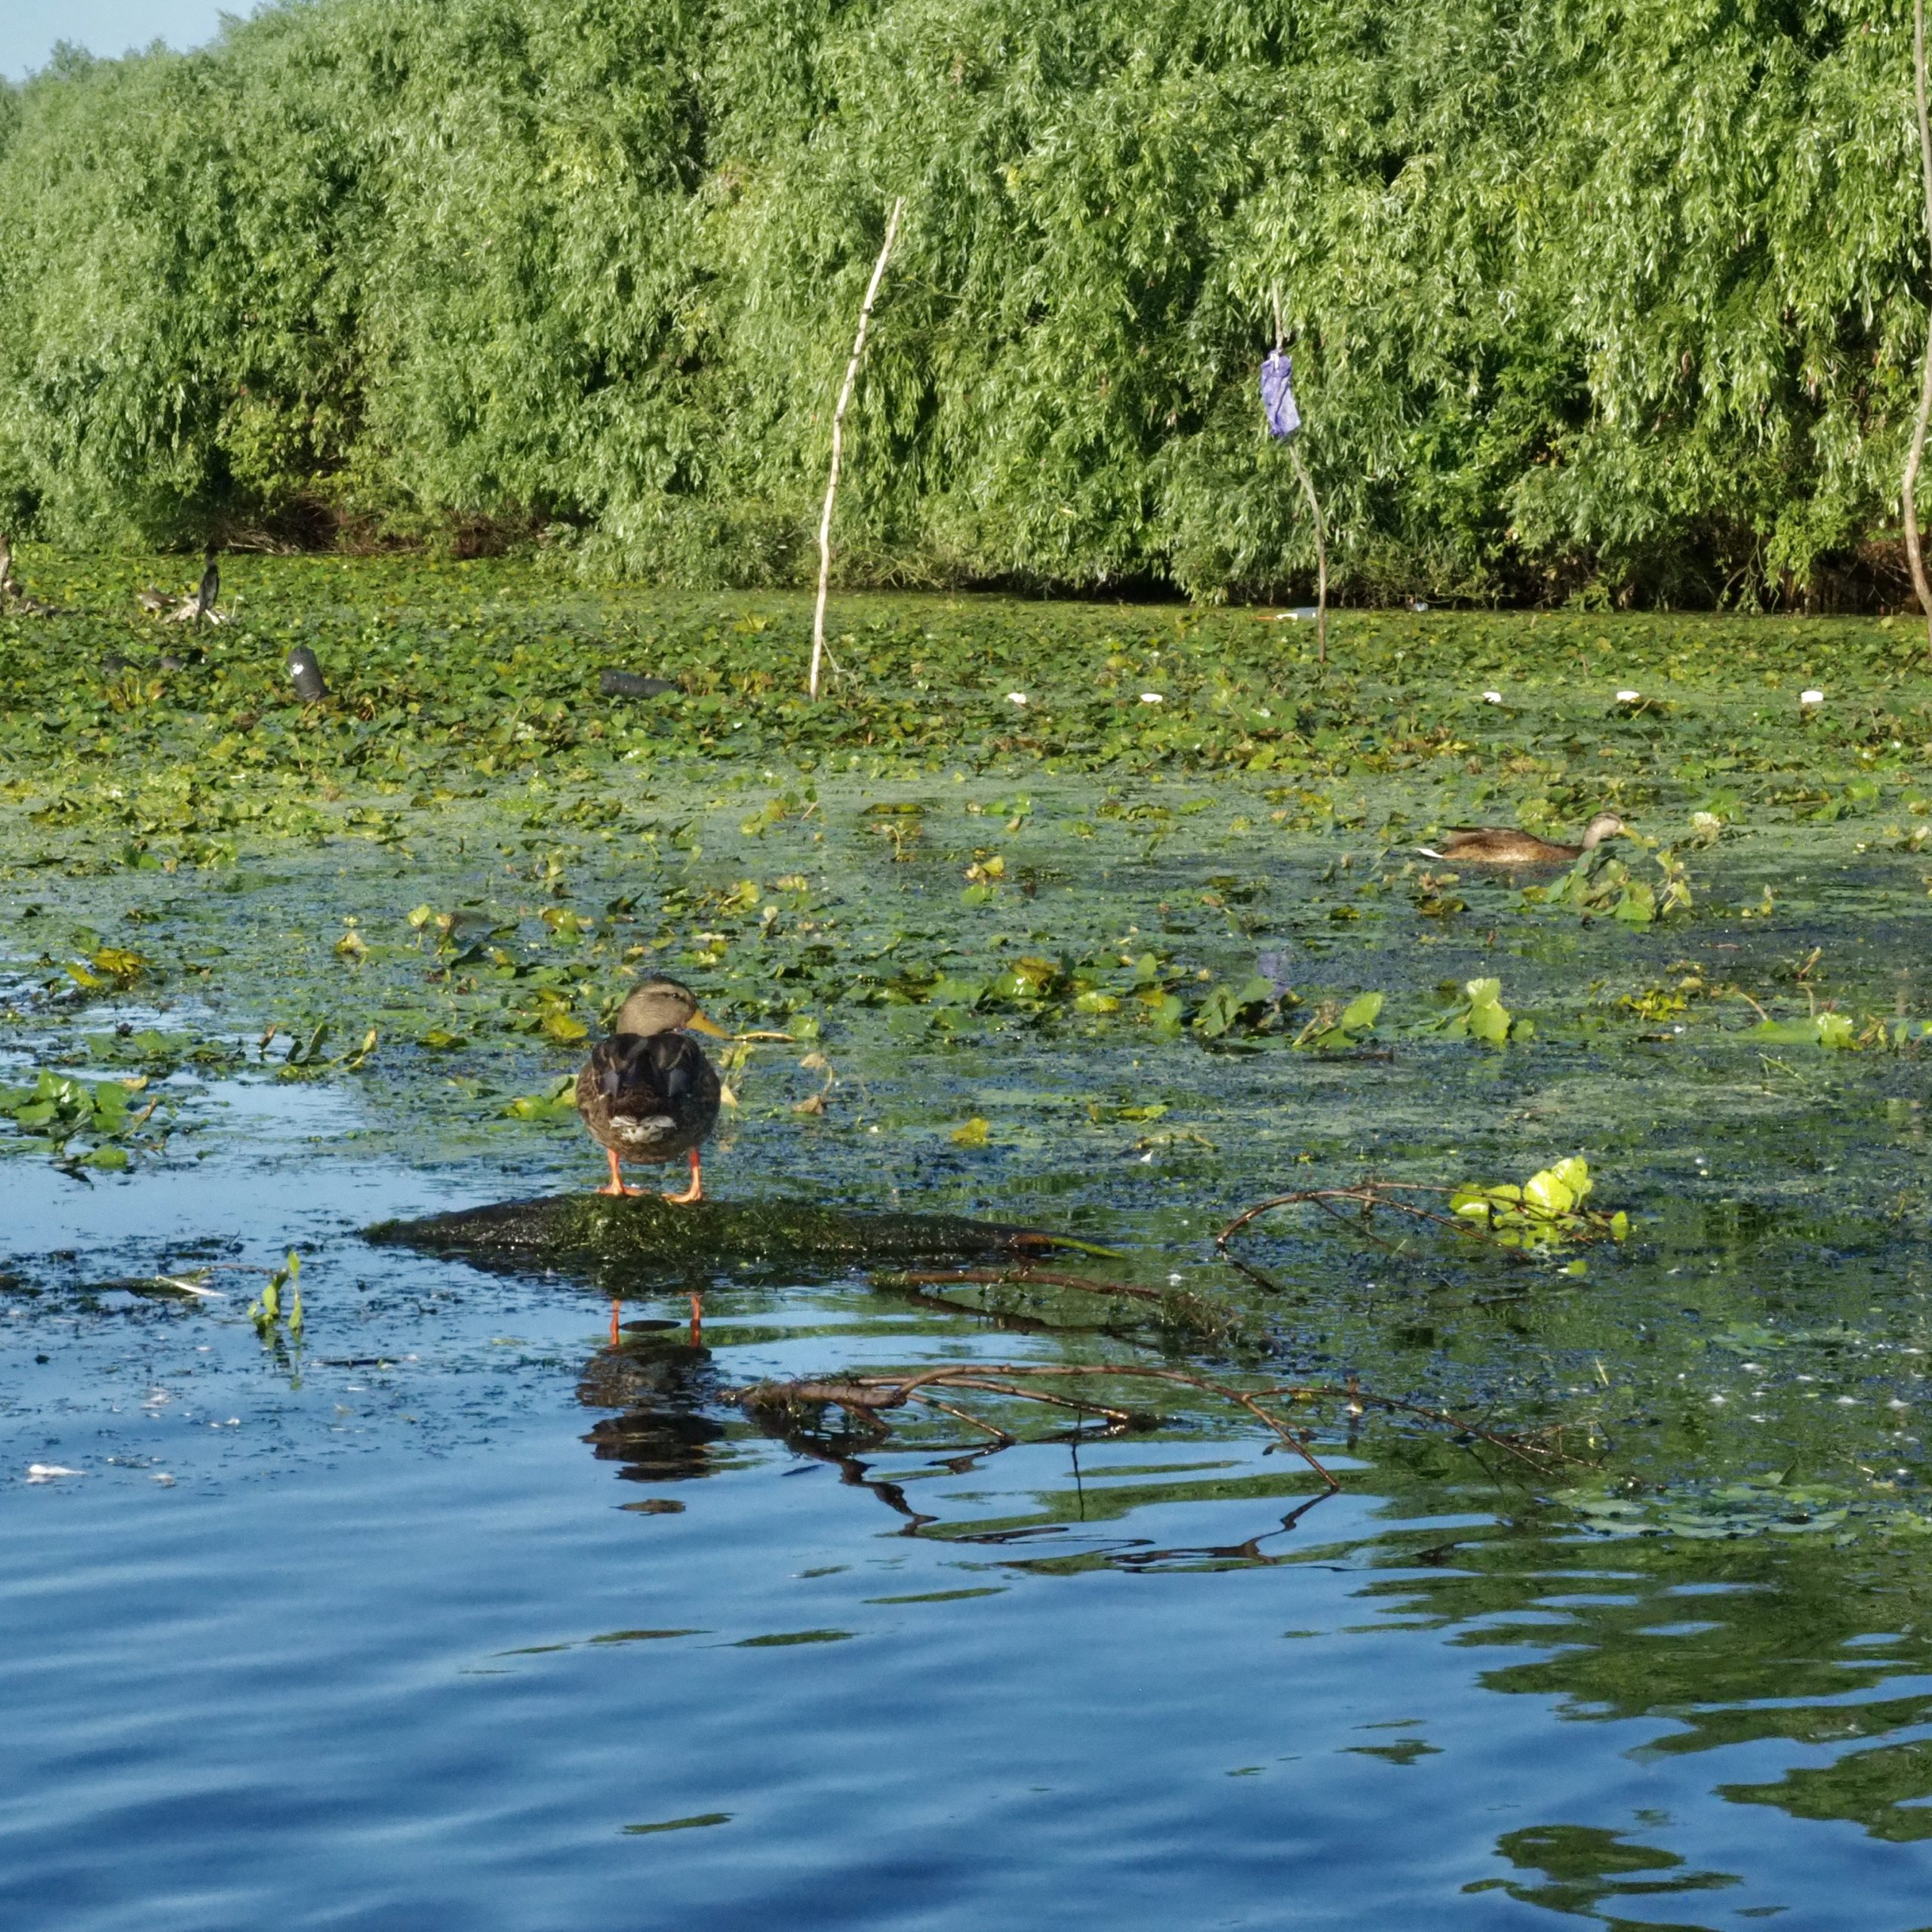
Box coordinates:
[1746,1011,1932,1051]
[1291,991,1383,1051]
[272,1024,379,1079]
[1192,976,1285,1041]
[1558,1471,1921,1543]
[503,1075,580,1123]
[1449,1158,1628,1253]
[8,565,1932,1575]
[0,1070,165,1169]
[1424,977,1526,1047]
[75,1028,242,1073]
[1531,847,1694,926]
[250,1250,303,1341]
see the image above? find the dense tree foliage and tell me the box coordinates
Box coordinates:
[0,0,1926,605]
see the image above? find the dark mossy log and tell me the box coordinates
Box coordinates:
[365,1192,1095,1287]
[598,669,678,699]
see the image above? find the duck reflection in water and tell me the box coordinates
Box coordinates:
[577,1317,724,1485]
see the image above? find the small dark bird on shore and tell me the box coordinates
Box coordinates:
[1419,811,1629,866]
[575,978,728,1203]
[195,549,220,618]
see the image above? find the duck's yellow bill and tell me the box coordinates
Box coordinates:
[687,1012,730,1038]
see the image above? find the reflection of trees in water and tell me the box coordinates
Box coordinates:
[1466,1823,1741,1920]
[1371,1522,1932,1863]
[576,1324,724,1483]
[571,1327,1932,1857]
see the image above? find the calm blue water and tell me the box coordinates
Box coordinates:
[7,1114,1932,1930]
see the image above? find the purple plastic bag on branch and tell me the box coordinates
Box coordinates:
[1260,349,1301,441]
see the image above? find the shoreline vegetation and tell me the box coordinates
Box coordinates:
[5,0,1932,610]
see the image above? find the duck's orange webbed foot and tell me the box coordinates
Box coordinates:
[663,1147,703,1206]
[596,1149,645,1197]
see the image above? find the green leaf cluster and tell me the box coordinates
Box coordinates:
[1427,975,1527,1046]
[251,1248,303,1339]
[3,0,1929,603]
[1533,848,1694,925]
[0,1069,158,1168]
[1450,1156,1628,1251]
[1291,989,1382,1050]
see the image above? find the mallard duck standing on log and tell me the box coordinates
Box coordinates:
[576,978,728,1202]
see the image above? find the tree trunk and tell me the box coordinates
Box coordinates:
[1903,0,1932,657]
[811,196,905,701]
[1288,444,1328,665]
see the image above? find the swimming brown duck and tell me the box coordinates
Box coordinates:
[1419,811,1629,866]
[576,977,728,1203]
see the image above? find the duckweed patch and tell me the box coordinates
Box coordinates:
[6,559,1932,1546]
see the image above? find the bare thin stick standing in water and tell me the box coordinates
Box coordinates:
[811,195,905,702]
[1271,287,1328,666]
[1288,444,1328,666]
[1905,0,1932,658]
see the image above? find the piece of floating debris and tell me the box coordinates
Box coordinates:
[599,669,678,699]
[1799,688,1824,706]
[286,646,328,701]
[26,1464,82,1482]
[154,1275,224,1300]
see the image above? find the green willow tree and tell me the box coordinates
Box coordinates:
[0,0,1927,606]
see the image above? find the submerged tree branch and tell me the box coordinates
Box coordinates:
[1216,1182,1467,1251]
[734,1363,1586,1497]
[873,1266,1237,1339]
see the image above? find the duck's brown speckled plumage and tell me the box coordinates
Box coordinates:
[1420,811,1629,866]
[576,1030,721,1164]
[575,978,724,1201]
